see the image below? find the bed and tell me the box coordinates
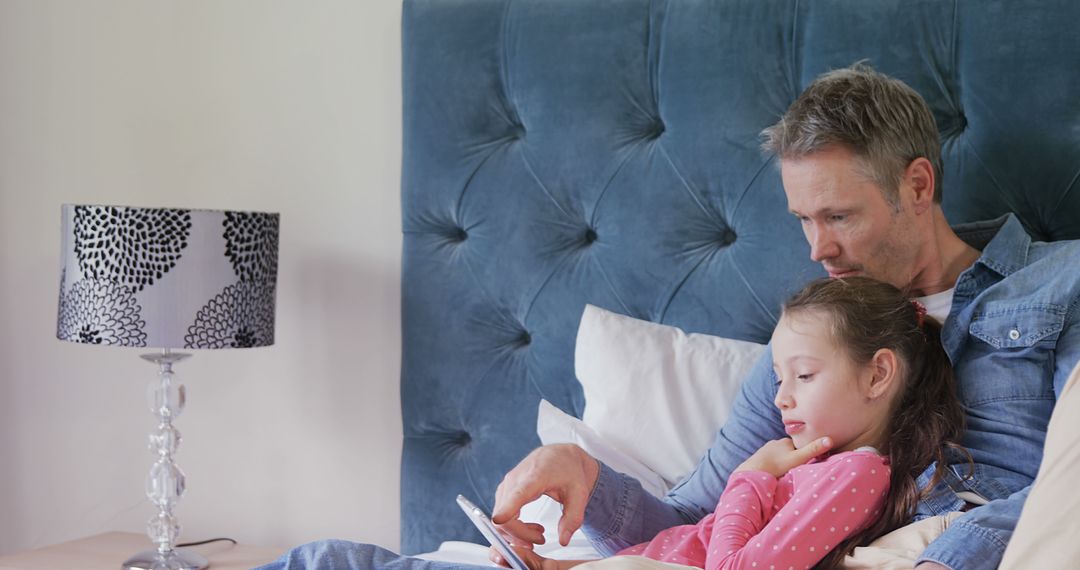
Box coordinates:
[399,0,1080,557]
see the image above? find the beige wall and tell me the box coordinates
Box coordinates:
[0,0,403,554]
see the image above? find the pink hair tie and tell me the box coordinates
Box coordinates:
[912,299,928,328]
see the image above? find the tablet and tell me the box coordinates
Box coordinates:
[456,494,530,570]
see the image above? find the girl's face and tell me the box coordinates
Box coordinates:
[770,310,891,453]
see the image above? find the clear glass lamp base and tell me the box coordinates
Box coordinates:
[122,548,209,570]
[126,349,209,570]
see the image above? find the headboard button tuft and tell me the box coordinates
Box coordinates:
[717,228,737,247]
[647,121,665,140]
[943,112,968,139]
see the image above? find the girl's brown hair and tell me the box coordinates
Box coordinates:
[781,277,971,570]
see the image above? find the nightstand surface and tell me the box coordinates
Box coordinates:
[0,532,284,570]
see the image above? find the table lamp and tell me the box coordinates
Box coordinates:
[56,204,280,570]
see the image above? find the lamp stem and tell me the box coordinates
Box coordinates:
[153,350,178,555]
[122,351,208,570]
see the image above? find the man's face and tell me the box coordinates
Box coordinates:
[780,146,921,289]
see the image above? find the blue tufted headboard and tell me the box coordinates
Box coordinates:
[399,0,1080,554]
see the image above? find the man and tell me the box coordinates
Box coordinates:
[491,64,1080,570]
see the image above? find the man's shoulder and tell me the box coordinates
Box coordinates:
[1029,234,1080,260]
[1012,236,1080,296]
[979,215,1080,300]
[981,212,1080,266]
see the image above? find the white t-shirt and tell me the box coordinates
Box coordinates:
[917,287,955,325]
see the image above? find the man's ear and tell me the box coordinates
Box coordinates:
[904,157,936,214]
[866,348,900,400]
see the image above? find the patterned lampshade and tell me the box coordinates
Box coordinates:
[57,204,279,349]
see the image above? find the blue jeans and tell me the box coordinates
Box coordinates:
[254,540,494,570]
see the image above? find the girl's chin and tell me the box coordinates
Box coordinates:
[791,434,830,452]
[790,435,810,449]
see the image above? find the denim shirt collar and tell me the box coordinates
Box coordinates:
[952,213,1031,277]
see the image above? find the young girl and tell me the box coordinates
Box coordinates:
[514,277,969,570]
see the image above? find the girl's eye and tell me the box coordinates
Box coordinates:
[797,374,814,381]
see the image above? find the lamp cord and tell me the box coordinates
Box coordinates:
[176,537,238,548]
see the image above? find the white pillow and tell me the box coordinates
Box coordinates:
[575,304,766,487]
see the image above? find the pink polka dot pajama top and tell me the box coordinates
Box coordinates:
[616,449,890,570]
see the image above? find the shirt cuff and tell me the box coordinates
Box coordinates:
[582,461,636,556]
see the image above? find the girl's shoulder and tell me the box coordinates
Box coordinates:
[789,451,891,499]
[800,448,890,479]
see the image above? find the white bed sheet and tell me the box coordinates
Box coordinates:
[416,536,602,566]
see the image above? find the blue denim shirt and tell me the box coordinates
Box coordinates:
[581,214,1080,570]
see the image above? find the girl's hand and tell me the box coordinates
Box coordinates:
[734,436,832,478]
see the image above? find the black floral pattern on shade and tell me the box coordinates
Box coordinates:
[223,212,279,282]
[57,279,147,346]
[184,281,276,349]
[73,206,192,292]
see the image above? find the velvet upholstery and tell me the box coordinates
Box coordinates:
[400,0,1080,554]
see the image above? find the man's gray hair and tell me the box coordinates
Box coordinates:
[761,63,943,207]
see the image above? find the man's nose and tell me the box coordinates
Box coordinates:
[808,225,840,262]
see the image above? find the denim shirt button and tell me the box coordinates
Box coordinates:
[1008,328,1021,340]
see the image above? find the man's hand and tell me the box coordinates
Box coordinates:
[734,437,833,478]
[491,443,601,548]
[915,563,950,570]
